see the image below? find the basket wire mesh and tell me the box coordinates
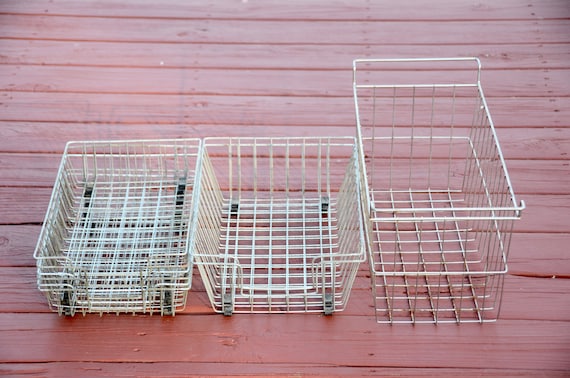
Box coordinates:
[194,137,365,315]
[353,58,525,324]
[34,139,201,316]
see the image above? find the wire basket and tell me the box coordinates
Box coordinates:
[194,137,365,315]
[353,58,525,324]
[34,139,201,316]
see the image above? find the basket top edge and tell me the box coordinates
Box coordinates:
[203,136,357,146]
[64,138,202,149]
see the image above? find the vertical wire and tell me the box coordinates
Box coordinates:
[110,142,128,312]
[428,85,436,190]
[472,96,491,259]
[146,143,159,313]
[268,139,274,309]
[223,141,234,307]
[447,86,457,191]
[253,140,258,201]
[128,143,144,312]
[409,86,416,190]
[389,86,396,190]
[232,140,242,310]
[325,140,334,303]
[409,191,432,323]
[317,140,324,297]
[388,86,399,321]
[228,139,233,200]
[429,192,447,324]
[91,142,105,311]
[237,139,242,202]
[149,144,165,312]
[462,95,478,200]
[285,140,291,308]
[408,86,417,322]
[72,144,88,282]
[327,140,333,291]
[463,95,488,322]
[483,123,499,273]
[301,140,308,305]
[250,141,258,307]
[371,87,377,187]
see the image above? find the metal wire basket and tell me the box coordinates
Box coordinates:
[194,137,365,315]
[353,58,525,324]
[34,139,201,316]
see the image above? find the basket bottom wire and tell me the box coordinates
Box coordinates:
[214,195,341,313]
[368,188,506,324]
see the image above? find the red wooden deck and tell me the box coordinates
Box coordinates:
[1,0,569,376]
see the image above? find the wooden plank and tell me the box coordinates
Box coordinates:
[2,124,568,161]
[0,93,358,126]
[3,65,569,98]
[506,160,570,195]
[499,194,569,234]
[1,0,568,21]
[4,362,567,378]
[0,93,567,128]
[2,40,569,70]
[0,123,361,153]
[0,226,40,267]
[500,275,570,321]
[1,16,569,45]
[0,153,61,187]
[508,233,570,277]
[0,312,568,371]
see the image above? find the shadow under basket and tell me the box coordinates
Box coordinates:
[194,137,366,315]
[353,58,525,324]
[34,139,201,316]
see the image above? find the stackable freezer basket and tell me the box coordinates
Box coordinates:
[353,58,524,324]
[194,137,365,315]
[34,139,201,316]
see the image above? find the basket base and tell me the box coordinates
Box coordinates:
[368,188,506,324]
[216,196,341,313]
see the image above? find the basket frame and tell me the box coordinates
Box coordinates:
[33,138,202,316]
[353,57,525,324]
[194,136,366,315]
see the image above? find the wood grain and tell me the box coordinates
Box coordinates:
[1,40,569,70]
[2,15,569,45]
[0,312,569,371]
[2,0,569,21]
[2,64,569,97]
[4,362,567,378]
[1,93,567,127]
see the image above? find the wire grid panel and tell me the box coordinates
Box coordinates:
[34,139,201,316]
[194,137,365,315]
[353,58,525,324]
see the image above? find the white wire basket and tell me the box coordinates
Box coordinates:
[34,139,201,316]
[353,58,525,324]
[194,137,365,315]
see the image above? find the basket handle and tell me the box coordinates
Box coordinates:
[353,57,482,87]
